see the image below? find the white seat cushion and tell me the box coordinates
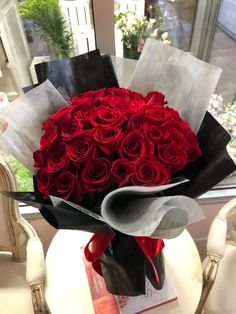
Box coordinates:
[45,229,202,314]
[0,252,34,314]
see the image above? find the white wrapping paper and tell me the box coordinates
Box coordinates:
[130,39,222,133]
[0,80,68,171]
[50,180,204,239]
[0,118,35,171]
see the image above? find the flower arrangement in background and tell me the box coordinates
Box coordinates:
[208,94,236,162]
[114,7,171,59]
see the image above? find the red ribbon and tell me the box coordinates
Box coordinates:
[84,233,164,284]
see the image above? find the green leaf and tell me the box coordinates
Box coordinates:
[18,0,75,58]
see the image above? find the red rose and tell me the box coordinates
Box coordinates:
[33,150,45,168]
[161,127,189,147]
[42,119,54,131]
[55,170,76,200]
[81,158,111,192]
[68,134,94,164]
[94,126,121,155]
[61,120,84,142]
[144,104,173,127]
[70,97,93,107]
[106,97,145,116]
[78,89,105,100]
[127,99,145,113]
[72,98,96,114]
[143,124,163,144]
[50,105,73,124]
[165,106,181,120]
[145,91,165,105]
[111,159,134,186]
[172,119,190,134]
[118,130,154,160]
[40,122,60,150]
[129,90,145,101]
[128,113,145,130]
[105,87,144,101]
[170,119,201,162]
[131,157,170,186]
[36,169,53,198]
[91,108,127,127]
[99,96,127,113]
[158,142,188,173]
[185,130,202,162]
[46,142,68,172]
[74,107,97,130]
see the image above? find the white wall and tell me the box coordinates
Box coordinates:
[92,0,116,55]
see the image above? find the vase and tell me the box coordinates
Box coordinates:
[123,46,141,60]
[100,233,165,296]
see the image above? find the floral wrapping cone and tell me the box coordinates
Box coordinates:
[1,47,236,296]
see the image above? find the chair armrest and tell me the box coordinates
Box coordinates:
[195,198,236,314]
[26,237,50,313]
[26,237,45,285]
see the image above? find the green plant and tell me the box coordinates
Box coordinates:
[114,8,171,53]
[7,156,33,192]
[18,0,74,59]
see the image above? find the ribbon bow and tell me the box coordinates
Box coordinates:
[84,233,164,284]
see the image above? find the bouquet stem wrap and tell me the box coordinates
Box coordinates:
[85,233,165,296]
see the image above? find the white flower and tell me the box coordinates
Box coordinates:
[149,18,156,24]
[150,29,158,38]
[161,32,169,40]
[126,12,136,29]
[163,39,171,45]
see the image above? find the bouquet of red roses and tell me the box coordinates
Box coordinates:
[34,87,201,204]
[31,85,204,295]
[1,45,235,296]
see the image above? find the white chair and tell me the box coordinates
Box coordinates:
[0,156,48,314]
[198,198,236,314]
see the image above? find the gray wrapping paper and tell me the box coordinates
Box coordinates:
[0,80,68,171]
[130,39,222,133]
[50,180,204,239]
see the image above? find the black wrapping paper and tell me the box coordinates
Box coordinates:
[164,112,236,198]
[2,190,111,234]
[100,233,165,296]
[34,50,119,98]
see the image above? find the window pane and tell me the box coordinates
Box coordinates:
[114,0,198,60]
[114,0,171,59]
[18,0,96,58]
[208,0,236,174]
[157,0,197,50]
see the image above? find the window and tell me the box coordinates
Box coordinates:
[112,0,236,185]
[207,0,236,175]
[18,0,96,58]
